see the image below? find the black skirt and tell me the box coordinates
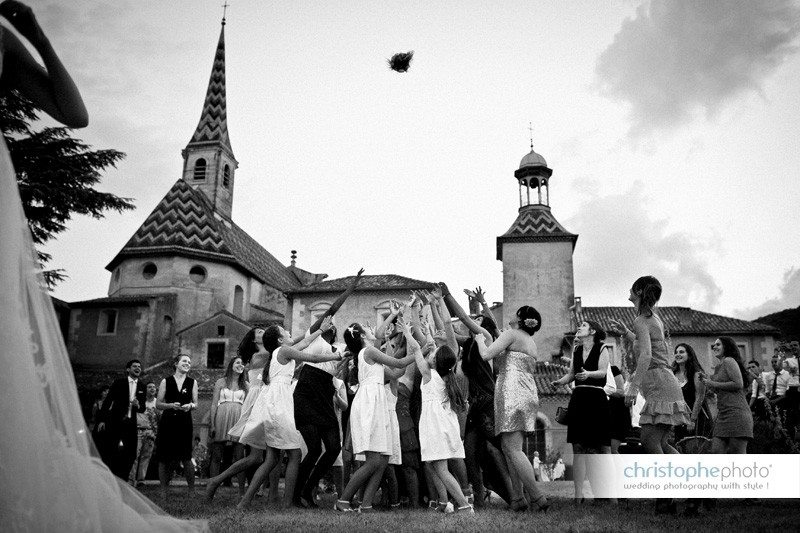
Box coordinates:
[567,386,611,449]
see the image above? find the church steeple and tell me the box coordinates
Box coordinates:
[182,17,238,219]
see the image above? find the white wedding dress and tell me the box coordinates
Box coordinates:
[0,26,206,532]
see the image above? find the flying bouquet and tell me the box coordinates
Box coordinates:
[388,51,414,73]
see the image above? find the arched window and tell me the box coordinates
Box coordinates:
[193,158,207,181]
[233,285,244,317]
[162,315,173,341]
[222,164,231,188]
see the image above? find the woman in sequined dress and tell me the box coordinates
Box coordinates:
[475,305,549,512]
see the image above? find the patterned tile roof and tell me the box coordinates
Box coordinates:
[187,23,233,155]
[533,361,572,396]
[70,294,168,307]
[578,306,779,336]
[496,205,577,259]
[106,179,299,290]
[286,274,434,294]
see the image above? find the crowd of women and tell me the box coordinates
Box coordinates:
[137,272,758,516]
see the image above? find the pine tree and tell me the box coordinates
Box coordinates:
[0,89,133,287]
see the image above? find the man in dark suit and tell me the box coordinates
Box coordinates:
[96,359,146,480]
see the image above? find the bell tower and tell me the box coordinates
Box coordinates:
[497,142,578,359]
[181,16,238,219]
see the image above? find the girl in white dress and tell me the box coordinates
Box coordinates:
[410,319,473,514]
[238,322,342,509]
[334,323,415,512]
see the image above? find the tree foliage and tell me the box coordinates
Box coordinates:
[0,89,133,287]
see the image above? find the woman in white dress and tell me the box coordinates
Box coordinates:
[334,323,415,512]
[409,319,473,514]
[237,321,343,509]
[0,2,203,530]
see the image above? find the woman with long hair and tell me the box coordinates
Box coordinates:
[441,285,514,507]
[475,305,549,512]
[237,322,342,509]
[672,343,712,441]
[410,318,473,514]
[155,354,199,500]
[334,322,416,512]
[208,356,248,492]
[700,337,753,454]
[552,320,613,502]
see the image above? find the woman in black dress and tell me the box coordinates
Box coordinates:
[552,320,612,501]
[156,354,198,499]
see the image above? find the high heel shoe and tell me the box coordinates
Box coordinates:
[534,496,550,513]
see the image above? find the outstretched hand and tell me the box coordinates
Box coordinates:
[608,319,630,337]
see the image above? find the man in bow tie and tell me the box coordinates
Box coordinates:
[96,359,147,480]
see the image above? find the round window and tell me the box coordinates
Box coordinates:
[189,265,207,283]
[142,262,157,279]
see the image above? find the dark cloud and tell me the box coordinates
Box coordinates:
[567,182,722,310]
[595,0,800,136]
[737,267,800,319]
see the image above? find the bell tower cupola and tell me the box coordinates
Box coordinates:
[181,15,238,219]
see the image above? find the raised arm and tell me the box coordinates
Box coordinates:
[433,284,458,354]
[442,283,492,343]
[375,299,401,341]
[475,329,515,361]
[293,317,331,351]
[309,268,364,333]
[551,348,576,388]
[0,1,88,127]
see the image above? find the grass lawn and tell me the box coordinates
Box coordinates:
[141,481,799,532]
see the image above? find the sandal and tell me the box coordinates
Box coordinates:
[456,504,475,514]
[333,500,355,512]
[510,497,528,512]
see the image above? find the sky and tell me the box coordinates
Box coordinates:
[22,0,800,319]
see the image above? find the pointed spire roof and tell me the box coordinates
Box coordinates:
[187,22,233,155]
[496,205,578,259]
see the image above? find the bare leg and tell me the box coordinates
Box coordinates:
[431,460,469,507]
[572,444,586,500]
[181,459,195,496]
[361,453,389,508]
[267,450,283,503]
[238,447,279,509]
[232,444,246,495]
[205,447,262,501]
[425,462,448,504]
[501,432,544,504]
[281,449,302,508]
[610,439,621,454]
[339,453,382,508]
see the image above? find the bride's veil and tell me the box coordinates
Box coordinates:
[0,101,206,533]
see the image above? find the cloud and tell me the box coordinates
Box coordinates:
[567,182,722,310]
[736,267,800,319]
[595,0,800,136]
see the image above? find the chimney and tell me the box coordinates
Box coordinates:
[678,307,693,330]
[290,250,297,267]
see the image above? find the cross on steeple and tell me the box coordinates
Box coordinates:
[222,1,230,24]
[528,122,534,150]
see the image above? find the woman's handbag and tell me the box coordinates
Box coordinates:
[555,406,569,425]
